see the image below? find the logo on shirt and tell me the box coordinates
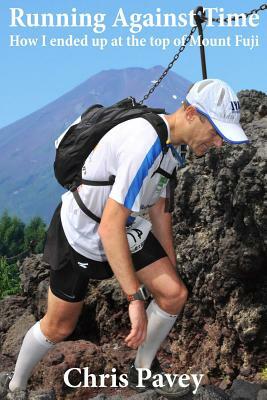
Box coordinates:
[155,176,168,195]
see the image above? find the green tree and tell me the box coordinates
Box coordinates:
[0,211,25,258]
[0,212,47,300]
[24,216,46,253]
[0,257,21,299]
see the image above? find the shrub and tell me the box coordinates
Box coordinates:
[0,257,21,300]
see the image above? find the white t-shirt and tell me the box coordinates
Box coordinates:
[60,115,178,261]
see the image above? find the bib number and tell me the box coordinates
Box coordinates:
[126,217,152,254]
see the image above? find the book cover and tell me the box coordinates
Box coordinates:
[0,1,266,399]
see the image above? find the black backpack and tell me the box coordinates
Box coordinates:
[54,97,174,223]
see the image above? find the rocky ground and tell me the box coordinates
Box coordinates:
[0,90,266,399]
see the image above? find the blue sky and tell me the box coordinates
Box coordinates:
[0,0,266,128]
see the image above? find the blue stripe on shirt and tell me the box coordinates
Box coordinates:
[124,137,162,210]
[126,216,136,226]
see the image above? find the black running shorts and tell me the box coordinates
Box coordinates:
[43,203,167,302]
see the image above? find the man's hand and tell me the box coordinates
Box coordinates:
[125,300,147,349]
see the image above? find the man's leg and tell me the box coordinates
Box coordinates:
[9,287,83,392]
[135,256,188,369]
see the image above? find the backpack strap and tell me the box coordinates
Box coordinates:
[141,113,179,213]
[81,175,115,186]
[164,167,178,213]
[70,175,115,223]
[152,166,173,180]
[141,113,168,152]
[72,189,101,223]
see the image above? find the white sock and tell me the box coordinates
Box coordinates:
[9,321,55,391]
[135,299,178,369]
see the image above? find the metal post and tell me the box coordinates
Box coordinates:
[194,6,208,79]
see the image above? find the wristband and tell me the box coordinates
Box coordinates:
[126,284,150,302]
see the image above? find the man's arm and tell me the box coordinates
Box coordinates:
[98,198,140,294]
[98,198,147,348]
[149,197,176,268]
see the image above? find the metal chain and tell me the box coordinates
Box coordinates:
[140,26,197,104]
[209,3,267,23]
[4,240,36,263]
[140,3,267,104]
[5,249,30,262]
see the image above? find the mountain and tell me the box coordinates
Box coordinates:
[0,66,191,223]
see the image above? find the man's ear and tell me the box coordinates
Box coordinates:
[185,105,197,122]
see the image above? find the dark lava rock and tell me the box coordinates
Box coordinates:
[19,254,50,318]
[81,385,231,400]
[170,90,267,383]
[89,391,159,400]
[28,388,56,400]
[229,379,262,399]
[2,311,36,357]
[239,90,267,122]
[0,295,27,334]
[257,390,267,400]
[28,340,106,400]
[0,295,28,370]
[193,385,230,399]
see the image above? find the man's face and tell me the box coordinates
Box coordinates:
[185,107,224,156]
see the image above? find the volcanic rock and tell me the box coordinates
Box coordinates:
[170,90,267,385]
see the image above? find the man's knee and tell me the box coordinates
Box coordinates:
[156,282,188,314]
[41,287,84,342]
[40,316,77,343]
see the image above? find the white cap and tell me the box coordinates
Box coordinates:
[186,79,250,144]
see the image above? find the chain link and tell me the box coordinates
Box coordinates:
[140,4,267,103]
[5,240,36,263]
[140,26,197,104]
[5,249,29,262]
[243,3,267,19]
[211,3,267,23]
